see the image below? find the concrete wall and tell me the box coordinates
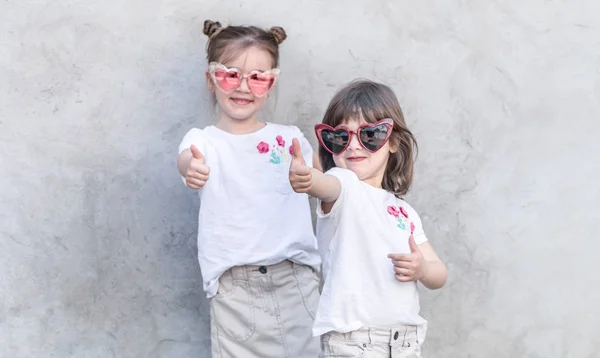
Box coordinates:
[1,0,599,357]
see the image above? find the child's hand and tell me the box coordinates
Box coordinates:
[289,138,312,193]
[185,145,210,189]
[388,235,427,283]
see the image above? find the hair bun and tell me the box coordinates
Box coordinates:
[203,20,223,38]
[268,26,287,44]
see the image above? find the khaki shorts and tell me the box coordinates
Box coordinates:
[210,260,320,358]
[320,326,424,358]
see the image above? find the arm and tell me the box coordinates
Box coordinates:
[416,241,448,290]
[388,236,448,290]
[178,149,193,177]
[306,168,341,203]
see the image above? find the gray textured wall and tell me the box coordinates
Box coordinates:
[1,0,599,357]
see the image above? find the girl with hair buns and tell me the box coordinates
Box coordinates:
[177,20,320,357]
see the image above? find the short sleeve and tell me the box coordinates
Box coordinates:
[405,204,428,245]
[316,167,360,219]
[178,128,206,155]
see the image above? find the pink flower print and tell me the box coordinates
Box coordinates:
[388,205,410,231]
[399,206,409,219]
[410,222,415,234]
[387,205,400,218]
[257,141,270,154]
[276,135,285,147]
[289,145,294,155]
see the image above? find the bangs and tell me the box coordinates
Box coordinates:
[323,82,395,127]
[215,40,254,65]
[208,28,279,67]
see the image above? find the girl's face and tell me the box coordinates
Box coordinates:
[332,115,396,188]
[206,46,274,124]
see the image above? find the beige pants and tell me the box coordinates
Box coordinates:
[320,326,424,358]
[210,260,320,358]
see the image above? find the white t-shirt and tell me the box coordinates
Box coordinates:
[314,167,428,338]
[178,123,321,298]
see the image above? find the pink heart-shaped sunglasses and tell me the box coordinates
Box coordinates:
[208,62,280,97]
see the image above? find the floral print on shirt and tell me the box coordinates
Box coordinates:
[257,135,294,165]
[387,205,415,234]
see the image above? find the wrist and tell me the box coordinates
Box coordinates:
[419,259,430,282]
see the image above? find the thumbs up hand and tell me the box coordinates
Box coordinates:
[185,145,210,189]
[387,235,427,283]
[289,138,312,193]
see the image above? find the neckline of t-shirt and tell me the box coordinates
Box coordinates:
[334,167,397,197]
[358,179,394,196]
[209,122,270,137]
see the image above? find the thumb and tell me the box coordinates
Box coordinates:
[190,145,205,162]
[409,235,419,253]
[291,138,305,164]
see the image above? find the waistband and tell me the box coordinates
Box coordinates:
[324,326,421,347]
[229,260,307,280]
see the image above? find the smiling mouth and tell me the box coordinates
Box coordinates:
[347,157,366,162]
[231,98,253,105]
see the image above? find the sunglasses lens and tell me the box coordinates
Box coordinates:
[359,124,390,151]
[319,129,349,154]
[213,68,241,92]
[248,73,276,97]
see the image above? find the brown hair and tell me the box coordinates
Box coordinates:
[319,79,418,197]
[203,20,286,67]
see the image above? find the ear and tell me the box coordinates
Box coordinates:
[205,71,214,92]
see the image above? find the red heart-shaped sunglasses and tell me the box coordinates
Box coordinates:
[315,118,394,155]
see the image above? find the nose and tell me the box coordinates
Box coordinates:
[347,132,362,150]
[237,75,251,93]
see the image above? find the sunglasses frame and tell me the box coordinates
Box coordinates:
[208,62,281,97]
[315,118,395,156]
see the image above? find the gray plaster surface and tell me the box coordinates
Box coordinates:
[1,0,599,357]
